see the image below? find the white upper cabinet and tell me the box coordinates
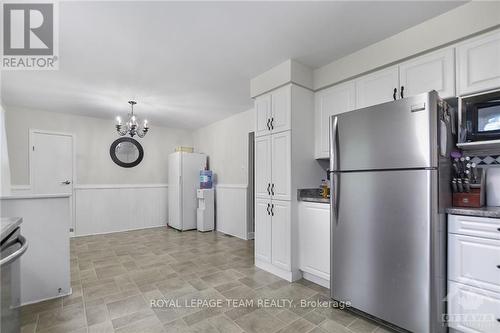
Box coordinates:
[254,86,291,137]
[271,131,291,201]
[314,81,355,159]
[255,94,272,137]
[270,85,291,134]
[399,48,455,99]
[457,30,500,95]
[355,65,399,109]
[254,135,271,199]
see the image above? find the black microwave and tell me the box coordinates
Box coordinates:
[461,90,500,142]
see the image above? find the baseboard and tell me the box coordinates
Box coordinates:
[21,288,72,307]
[302,271,330,289]
[255,260,301,282]
[74,224,167,237]
[247,232,254,240]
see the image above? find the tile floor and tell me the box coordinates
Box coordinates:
[21,227,393,333]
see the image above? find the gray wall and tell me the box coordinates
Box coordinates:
[192,108,255,185]
[5,107,193,185]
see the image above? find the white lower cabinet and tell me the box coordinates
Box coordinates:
[270,200,291,271]
[448,282,500,333]
[448,214,500,333]
[254,198,292,279]
[298,202,330,288]
[255,198,272,263]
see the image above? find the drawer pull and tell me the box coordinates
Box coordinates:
[497,265,500,269]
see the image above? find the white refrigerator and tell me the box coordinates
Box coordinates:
[168,152,206,231]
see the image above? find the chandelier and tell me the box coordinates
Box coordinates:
[115,101,149,138]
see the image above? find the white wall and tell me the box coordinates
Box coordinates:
[314,1,500,90]
[5,107,193,185]
[192,108,255,239]
[193,108,255,185]
[4,107,192,235]
[0,104,11,196]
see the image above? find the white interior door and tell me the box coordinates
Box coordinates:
[271,200,291,271]
[271,131,291,200]
[254,198,272,263]
[31,131,73,194]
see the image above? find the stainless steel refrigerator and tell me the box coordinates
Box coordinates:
[329,91,455,333]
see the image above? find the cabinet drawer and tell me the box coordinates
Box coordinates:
[448,234,500,294]
[449,214,500,240]
[448,281,500,333]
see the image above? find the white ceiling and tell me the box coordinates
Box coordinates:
[2,1,465,129]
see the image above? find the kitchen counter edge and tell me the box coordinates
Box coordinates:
[446,207,500,218]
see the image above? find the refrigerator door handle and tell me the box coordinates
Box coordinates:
[329,116,338,172]
[331,172,339,224]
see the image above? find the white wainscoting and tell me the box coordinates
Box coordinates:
[215,184,249,240]
[74,184,168,236]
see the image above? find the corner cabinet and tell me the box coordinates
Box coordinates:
[457,30,500,96]
[254,83,322,282]
[314,82,355,159]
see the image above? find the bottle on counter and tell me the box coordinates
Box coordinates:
[320,179,330,199]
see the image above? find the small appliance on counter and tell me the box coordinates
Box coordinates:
[451,155,485,208]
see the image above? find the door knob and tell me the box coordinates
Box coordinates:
[61,180,71,185]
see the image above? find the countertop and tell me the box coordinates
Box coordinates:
[446,207,500,218]
[1,217,22,242]
[297,189,330,204]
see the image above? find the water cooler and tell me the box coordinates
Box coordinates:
[197,189,214,232]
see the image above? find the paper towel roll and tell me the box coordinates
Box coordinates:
[486,167,500,206]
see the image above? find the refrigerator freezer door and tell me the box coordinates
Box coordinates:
[333,92,438,171]
[181,153,207,231]
[168,152,182,230]
[331,169,442,332]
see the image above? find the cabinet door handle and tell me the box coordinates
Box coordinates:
[400,86,404,99]
[497,228,500,232]
[270,117,274,130]
[271,204,274,216]
[393,88,397,101]
[497,265,500,269]
[267,183,271,195]
[266,203,270,215]
[271,183,275,196]
[266,118,271,130]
